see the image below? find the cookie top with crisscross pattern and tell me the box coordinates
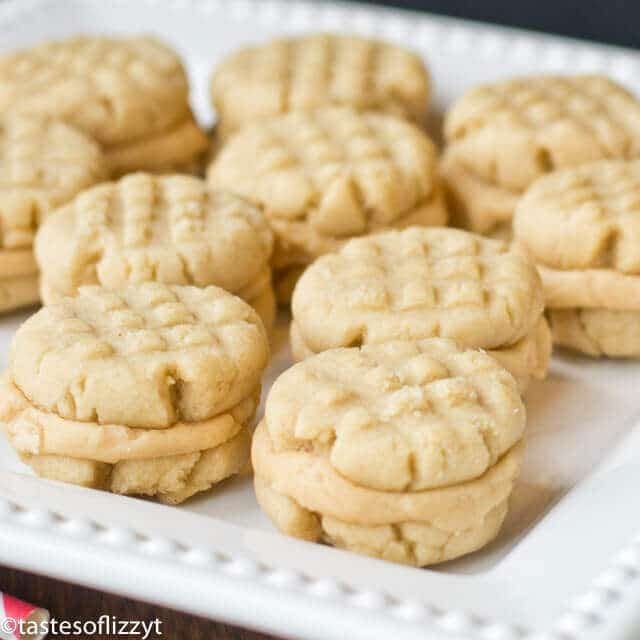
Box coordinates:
[36,173,273,296]
[10,282,269,428]
[264,337,524,492]
[515,159,640,273]
[0,36,190,146]
[0,114,106,250]
[292,227,544,352]
[207,107,438,241]
[211,34,430,136]
[445,75,640,191]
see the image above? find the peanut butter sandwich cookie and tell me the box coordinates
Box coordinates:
[253,339,525,566]
[0,114,107,312]
[515,159,640,357]
[0,283,269,503]
[207,107,448,302]
[291,227,550,391]
[0,36,208,176]
[35,173,276,330]
[211,33,430,140]
[442,75,640,237]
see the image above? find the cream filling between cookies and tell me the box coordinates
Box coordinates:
[549,308,640,358]
[235,266,272,301]
[440,151,521,234]
[22,423,252,505]
[229,266,276,330]
[538,265,640,311]
[488,317,552,388]
[246,285,276,332]
[270,185,449,283]
[104,112,208,177]
[0,273,40,313]
[254,475,510,566]
[251,420,523,528]
[0,376,259,463]
[0,250,38,278]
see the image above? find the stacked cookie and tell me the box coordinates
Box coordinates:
[211,33,431,140]
[291,227,550,391]
[0,283,270,503]
[0,113,107,312]
[207,107,448,302]
[442,75,640,237]
[514,160,640,357]
[253,339,525,566]
[0,36,208,176]
[35,173,276,331]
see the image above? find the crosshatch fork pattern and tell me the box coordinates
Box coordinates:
[211,33,430,131]
[209,107,438,228]
[36,173,274,298]
[445,76,640,190]
[265,338,524,491]
[293,228,543,351]
[0,114,106,249]
[73,173,269,249]
[516,159,640,272]
[34,283,259,357]
[329,229,520,311]
[0,36,190,145]
[9,282,269,427]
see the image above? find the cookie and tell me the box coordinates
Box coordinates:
[207,107,447,301]
[442,75,640,235]
[440,151,518,236]
[255,466,512,566]
[290,227,548,389]
[0,250,38,279]
[252,339,524,565]
[10,283,269,428]
[0,36,208,176]
[535,266,640,311]
[0,375,258,463]
[0,114,107,311]
[211,33,430,139]
[264,339,524,490]
[0,283,269,502]
[290,316,550,393]
[515,160,640,274]
[21,425,251,505]
[0,274,40,313]
[486,318,551,390]
[39,269,276,334]
[514,159,640,356]
[35,173,276,329]
[2,375,257,504]
[0,114,107,249]
[548,308,640,358]
[105,117,209,177]
[240,273,277,335]
[253,423,522,528]
[255,466,511,566]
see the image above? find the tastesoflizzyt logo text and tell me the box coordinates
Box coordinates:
[0,614,162,639]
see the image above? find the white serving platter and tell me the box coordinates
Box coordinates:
[1,1,640,639]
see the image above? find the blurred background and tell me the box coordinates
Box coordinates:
[362,0,637,48]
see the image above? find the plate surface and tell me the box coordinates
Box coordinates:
[1,2,640,639]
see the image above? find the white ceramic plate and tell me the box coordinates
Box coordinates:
[1,1,640,639]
